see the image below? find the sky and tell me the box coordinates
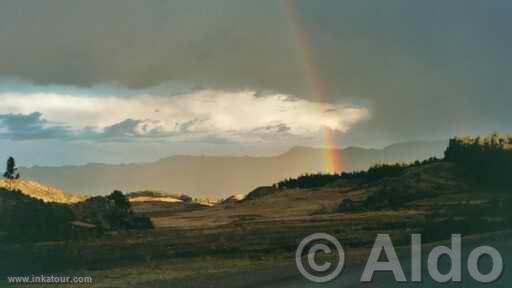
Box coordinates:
[0,0,511,166]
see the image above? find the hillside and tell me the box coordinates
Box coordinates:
[0,187,76,243]
[151,133,512,232]
[18,141,447,198]
[151,162,464,228]
[0,188,152,244]
[151,160,511,244]
[0,179,84,203]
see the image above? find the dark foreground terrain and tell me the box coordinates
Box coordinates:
[2,161,512,287]
[167,232,512,288]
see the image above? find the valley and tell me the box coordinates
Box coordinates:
[1,136,511,287]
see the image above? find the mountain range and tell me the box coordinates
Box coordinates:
[19,140,447,198]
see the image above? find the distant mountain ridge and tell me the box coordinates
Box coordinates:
[18,140,448,198]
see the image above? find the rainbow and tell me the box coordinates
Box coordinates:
[284,0,342,173]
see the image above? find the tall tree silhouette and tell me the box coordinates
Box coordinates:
[3,157,20,180]
[3,157,20,190]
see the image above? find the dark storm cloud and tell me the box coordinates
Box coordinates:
[0,0,511,146]
[0,0,304,93]
[293,0,512,144]
[0,112,71,140]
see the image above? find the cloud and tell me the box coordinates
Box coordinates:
[0,112,71,140]
[0,1,299,92]
[101,119,164,139]
[0,83,368,144]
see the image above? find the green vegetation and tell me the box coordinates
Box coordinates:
[276,157,440,189]
[109,190,132,212]
[276,133,512,229]
[278,133,512,191]
[444,133,512,187]
[73,190,153,231]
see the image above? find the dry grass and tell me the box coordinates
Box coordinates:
[0,179,84,203]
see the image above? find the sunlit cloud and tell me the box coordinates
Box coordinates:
[0,83,368,143]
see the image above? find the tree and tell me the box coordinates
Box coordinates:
[108,190,131,212]
[3,157,20,180]
[105,190,131,229]
[3,157,20,190]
